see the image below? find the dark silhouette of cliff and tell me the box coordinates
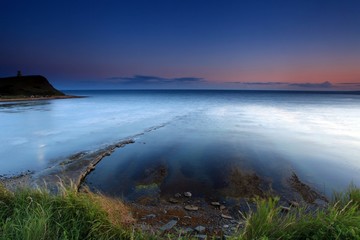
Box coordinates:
[0,75,65,96]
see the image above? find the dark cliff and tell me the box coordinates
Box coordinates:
[0,75,65,96]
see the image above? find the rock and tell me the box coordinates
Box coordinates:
[290,201,299,208]
[138,223,151,231]
[175,193,182,198]
[169,197,179,203]
[181,227,194,234]
[221,214,232,219]
[195,225,206,233]
[220,205,226,210]
[211,201,220,206]
[280,206,291,212]
[194,234,207,239]
[223,224,229,228]
[159,220,177,231]
[184,192,192,197]
[145,214,156,218]
[185,205,199,211]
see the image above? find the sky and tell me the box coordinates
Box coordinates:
[1,0,360,90]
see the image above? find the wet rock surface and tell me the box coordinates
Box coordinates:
[31,139,135,193]
[0,139,136,193]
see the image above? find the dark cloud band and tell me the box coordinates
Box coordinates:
[105,75,204,84]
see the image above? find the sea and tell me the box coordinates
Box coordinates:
[1,90,359,198]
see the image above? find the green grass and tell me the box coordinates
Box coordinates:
[1,184,359,239]
[232,185,360,240]
[0,184,145,240]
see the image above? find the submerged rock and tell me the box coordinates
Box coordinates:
[289,172,328,204]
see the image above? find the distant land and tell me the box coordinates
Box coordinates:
[0,73,78,101]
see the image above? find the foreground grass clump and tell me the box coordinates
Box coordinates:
[0,184,146,240]
[235,185,360,240]
[1,184,359,240]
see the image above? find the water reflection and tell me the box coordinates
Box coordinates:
[0,101,51,113]
[85,107,360,201]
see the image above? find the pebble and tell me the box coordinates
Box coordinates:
[280,206,291,212]
[181,227,194,234]
[175,193,182,198]
[159,220,177,231]
[138,223,151,231]
[141,214,156,220]
[185,205,199,211]
[211,201,220,206]
[221,214,233,219]
[195,225,206,233]
[169,197,179,203]
[223,224,229,228]
[290,201,299,208]
[184,192,192,197]
[220,205,226,210]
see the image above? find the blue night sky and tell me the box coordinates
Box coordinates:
[1,0,360,90]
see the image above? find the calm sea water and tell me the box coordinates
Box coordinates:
[1,90,359,197]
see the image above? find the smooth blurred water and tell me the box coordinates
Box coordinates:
[1,90,360,196]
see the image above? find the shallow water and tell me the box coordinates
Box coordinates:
[1,90,360,197]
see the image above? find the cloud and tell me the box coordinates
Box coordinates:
[289,81,332,88]
[225,81,338,90]
[338,82,360,86]
[106,75,205,85]
[228,81,289,86]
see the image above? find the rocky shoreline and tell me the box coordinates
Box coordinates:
[0,137,329,238]
[122,172,328,238]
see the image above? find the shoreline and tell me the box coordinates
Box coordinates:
[0,138,330,236]
[0,95,84,102]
